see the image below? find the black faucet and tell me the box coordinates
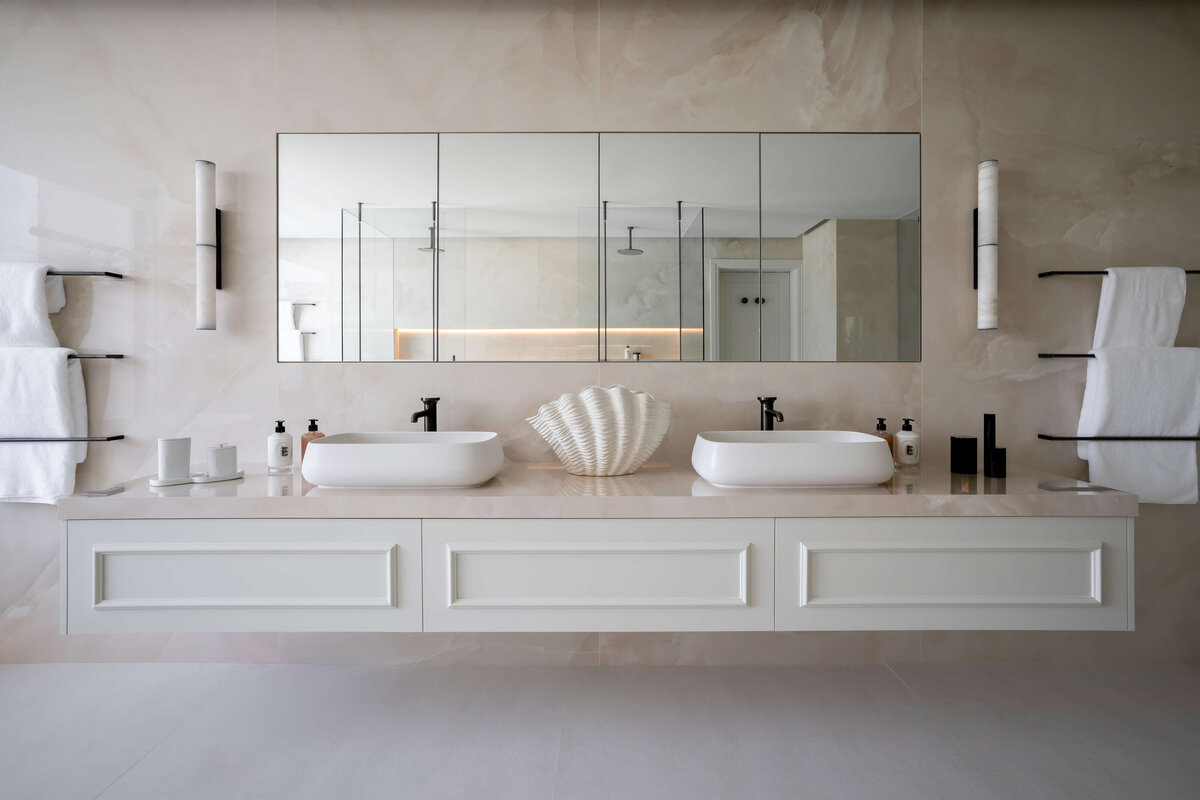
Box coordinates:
[411,397,439,432]
[758,396,784,431]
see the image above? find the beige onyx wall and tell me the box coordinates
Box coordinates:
[1,0,1198,666]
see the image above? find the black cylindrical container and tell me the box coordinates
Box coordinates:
[951,436,978,474]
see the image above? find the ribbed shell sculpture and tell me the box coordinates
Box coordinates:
[527,385,671,476]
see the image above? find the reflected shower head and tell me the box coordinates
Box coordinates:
[617,226,643,256]
[417,226,444,253]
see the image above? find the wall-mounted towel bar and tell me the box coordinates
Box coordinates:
[1038,270,1200,278]
[68,353,124,359]
[0,435,125,443]
[1038,353,1095,359]
[46,270,124,279]
[1039,434,1200,441]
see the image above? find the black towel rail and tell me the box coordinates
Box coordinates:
[0,435,125,443]
[1038,353,1095,359]
[1038,269,1200,278]
[7,274,128,444]
[47,269,124,279]
[1039,434,1200,442]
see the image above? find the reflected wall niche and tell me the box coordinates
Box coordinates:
[277,133,920,364]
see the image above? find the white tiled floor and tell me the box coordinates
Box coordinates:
[1,663,1198,800]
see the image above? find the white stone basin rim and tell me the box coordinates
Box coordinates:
[691,430,895,488]
[301,432,504,488]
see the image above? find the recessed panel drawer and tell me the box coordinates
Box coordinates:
[775,517,1132,631]
[66,519,421,633]
[423,518,774,632]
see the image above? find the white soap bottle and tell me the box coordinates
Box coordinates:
[894,418,920,466]
[267,420,293,474]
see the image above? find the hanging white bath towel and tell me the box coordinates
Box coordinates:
[1077,348,1200,504]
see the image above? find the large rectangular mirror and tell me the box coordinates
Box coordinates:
[277,132,919,363]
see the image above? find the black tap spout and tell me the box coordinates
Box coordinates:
[758,396,784,431]
[411,397,440,432]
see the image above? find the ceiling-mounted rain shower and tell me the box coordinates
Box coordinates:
[417,226,444,253]
[617,226,643,256]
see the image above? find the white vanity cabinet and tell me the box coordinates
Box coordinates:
[64,519,422,634]
[775,517,1133,631]
[58,466,1138,635]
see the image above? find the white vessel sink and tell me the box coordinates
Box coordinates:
[691,430,894,488]
[301,432,504,488]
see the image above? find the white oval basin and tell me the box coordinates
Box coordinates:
[301,432,504,488]
[691,430,894,488]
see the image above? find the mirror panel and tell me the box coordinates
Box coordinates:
[600,133,759,362]
[277,133,919,363]
[438,133,599,362]
[761,133,920,361]
[278,133,437,362]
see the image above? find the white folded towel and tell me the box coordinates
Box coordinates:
[0,263,62,346]
[1078,348,1200,504]
[45,273,66,314]
[1093,267,1187,347]
[0,348,88,503]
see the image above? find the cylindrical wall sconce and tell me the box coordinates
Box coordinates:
[975,159,998,330]
[195,159,220,330]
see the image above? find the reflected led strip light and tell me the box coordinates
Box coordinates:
[394,327,704,336]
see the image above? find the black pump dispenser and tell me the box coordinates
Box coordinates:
[307,419,319,432]
[901,418,914,432]
[876,418,887,432]
[274,420,286,433]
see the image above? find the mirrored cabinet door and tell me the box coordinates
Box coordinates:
[761,133,921,362]
[438,133,599,362]
[278,133,438,362]
[600,133,759,362]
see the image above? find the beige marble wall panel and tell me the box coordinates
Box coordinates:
[274,0,600,132]
[801,220,837,359]
[836,219,899,361]
[595,0,921,131]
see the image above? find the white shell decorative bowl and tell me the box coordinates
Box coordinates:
[527,385,671,476]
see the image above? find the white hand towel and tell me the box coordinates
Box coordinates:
[0,263,61,346]
[1093,267,1186,347]
[45,273,66,314]
[0,348,88,503]
[1077,348,1200,504]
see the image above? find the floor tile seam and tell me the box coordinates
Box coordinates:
[90,664,270,800]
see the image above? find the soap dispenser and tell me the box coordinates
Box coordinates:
[267,420,293,474]
[300,418,325,461]
[873,418,893,451]
[894,418,920,466]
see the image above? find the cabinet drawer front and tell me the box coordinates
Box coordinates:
[423,519,774,632]
[66,519,421,633]
[776,517,1132,631]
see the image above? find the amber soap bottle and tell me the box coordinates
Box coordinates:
[300,418,325,461]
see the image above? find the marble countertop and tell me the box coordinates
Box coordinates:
[58,462,1137,520]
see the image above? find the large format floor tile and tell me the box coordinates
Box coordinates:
[890,663,1200,800]
[0,664,239,800]
[93,666,571,800]
[551,665,1003,800]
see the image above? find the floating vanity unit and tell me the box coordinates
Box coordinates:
[58,464,1137,636]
